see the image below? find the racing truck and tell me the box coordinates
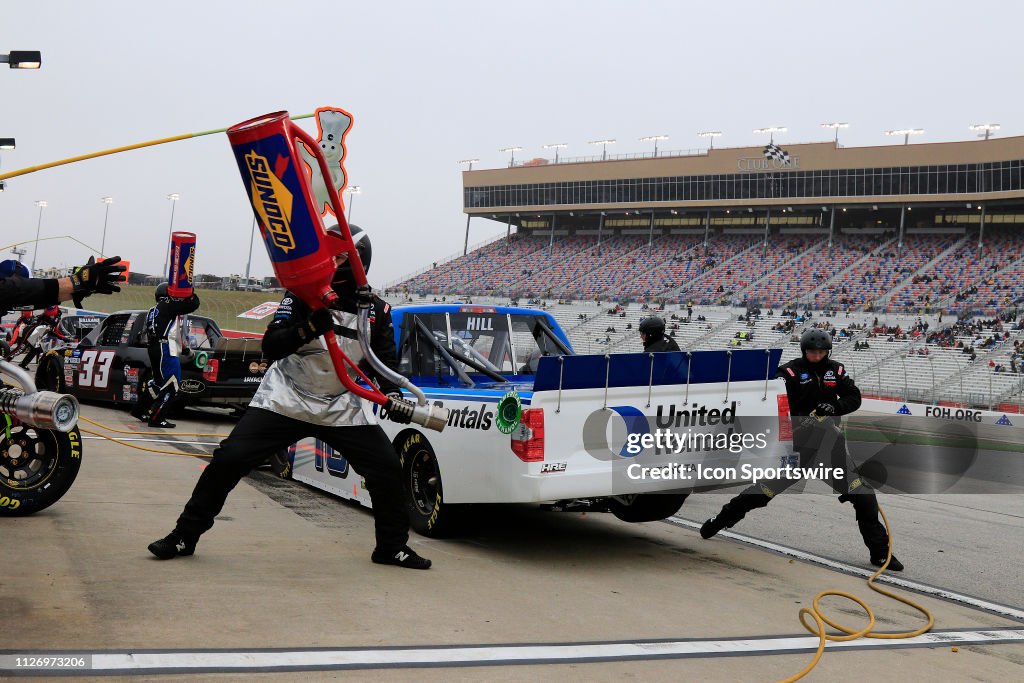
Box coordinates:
[34,309,268,413]
[282,304,795,537]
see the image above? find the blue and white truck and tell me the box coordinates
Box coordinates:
[282,304,795,536]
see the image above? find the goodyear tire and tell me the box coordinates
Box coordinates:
[0,425,82,516]
[35,352,67,393]
[396,431,463,538]
[609,493,688,523]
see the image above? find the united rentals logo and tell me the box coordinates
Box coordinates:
[245,150,296,253]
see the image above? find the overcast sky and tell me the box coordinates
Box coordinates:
[1,0,1019,286]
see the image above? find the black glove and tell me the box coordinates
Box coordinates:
[70,256,127,304]
[297,307,333,343]
[814,403,837,416]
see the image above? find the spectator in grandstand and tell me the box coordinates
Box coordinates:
[700,328,903,572]
[639,316,680,352]
[148,224,430,570]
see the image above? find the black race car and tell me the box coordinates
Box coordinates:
[35,310,270,412]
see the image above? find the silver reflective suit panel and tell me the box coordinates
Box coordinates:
[250,308,374,427]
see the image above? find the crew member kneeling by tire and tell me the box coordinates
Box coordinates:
[699,328,903,572]
[148,225,431,570]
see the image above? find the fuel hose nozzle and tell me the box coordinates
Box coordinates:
[385,396,447,432]
[0,387,80,432]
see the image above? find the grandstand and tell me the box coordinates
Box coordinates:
[381,132,1024,410]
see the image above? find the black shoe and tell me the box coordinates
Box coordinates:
[371,545,431,570]
[148,532,196,560]
[148,419,176,429]
[870,554,904,572]
[700,516,728,539]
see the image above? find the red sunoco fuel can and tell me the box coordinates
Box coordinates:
[167,231,196,298]
[226,111,342,309]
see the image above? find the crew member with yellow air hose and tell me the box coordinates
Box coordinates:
[700,328,904,572]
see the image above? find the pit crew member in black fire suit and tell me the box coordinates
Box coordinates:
[131,283,201,428]
[19,305,72,368]
[640,316,680,352]
[148,224,431,570]
[0,256,126,317]
[699,328,903,571]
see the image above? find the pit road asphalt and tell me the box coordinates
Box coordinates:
[2,403,1022,682]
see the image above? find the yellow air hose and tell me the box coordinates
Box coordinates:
[78,415,230,457]
[778,505,934,682]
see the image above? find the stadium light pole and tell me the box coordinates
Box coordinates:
[697,131,722,150]
[639,135,668,157]
[498,146,522,167]
[343,185,361,223]
[542,143,568,163]
[100,196,113,256]
[0,139,12,194]
[969,123,1000,140]
[753,126,786,144]
[885,128,923,145]
[588,139,616,161]
[31,200,47,275]
[1,51,42,69]
[244,215,257,288]
[162,193,180,278]
[821,122,849,144]
[458,158,479,171]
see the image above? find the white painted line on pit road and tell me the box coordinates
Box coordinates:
[2,629,1021,675]
[82,435,219,447]
[666,515,1024,623]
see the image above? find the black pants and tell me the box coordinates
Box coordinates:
[19,344,41,367]
[714,423,890,556]
[174,407,410,551]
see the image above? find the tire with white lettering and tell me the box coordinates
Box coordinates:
[609,493,688,523]
[0,426,82,516]
[397,431,464,538]
[35,351,67,393]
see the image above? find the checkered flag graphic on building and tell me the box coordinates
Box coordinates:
[763,142,792,166]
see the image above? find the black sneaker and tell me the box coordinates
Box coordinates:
[148,532,196,560]
[148,419,176,429]
[870,554,904,572]
[371,545,431,570]
[700,516,728,539]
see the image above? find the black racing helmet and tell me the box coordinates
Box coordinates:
[800,328,833,353]
[155,282,169,301]
[327,223,371,276]
[639,316,666,336]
